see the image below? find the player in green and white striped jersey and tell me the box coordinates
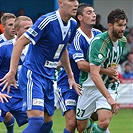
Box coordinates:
[76,8,128,133]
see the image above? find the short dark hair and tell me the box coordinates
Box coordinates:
[107,8,128,24]
[76,3,93,27]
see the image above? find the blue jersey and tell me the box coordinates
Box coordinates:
[23,10,77,80]
[0,34,15,44]
[0,34,8,43]
[0,39,22,98]
[57,28,102,93]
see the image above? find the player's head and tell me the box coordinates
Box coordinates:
[14,16,33,39]
[107,8,128,39]
[1,13,16,39]
[58,0,79,22]
[76,3,96,27]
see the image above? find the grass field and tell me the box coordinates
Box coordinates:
[0,108,133,133]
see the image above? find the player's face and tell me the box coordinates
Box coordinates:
[60,0,79,20]
[80,7,96,27]
[3,18,15,39]
[111,19,127,39]
[16,20,33,38]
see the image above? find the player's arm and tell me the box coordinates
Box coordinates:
[60,48,82,95]
[90,64,119,114]
[60,48,73,80]
[0,35,30,93]
[77,60,118,81]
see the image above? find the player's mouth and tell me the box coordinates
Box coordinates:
[72,9,78,13]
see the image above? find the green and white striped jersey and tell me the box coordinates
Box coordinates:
[80,31,127,90]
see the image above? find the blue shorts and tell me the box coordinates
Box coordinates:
[0,97,27,127]
[19,66,54,116]
[56,87,78,116]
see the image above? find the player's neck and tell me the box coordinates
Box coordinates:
[58,9,70,23]
[80,26,92,38]
[4,33,14,40]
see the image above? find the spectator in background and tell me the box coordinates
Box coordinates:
[93,14,106,32]
[17,8,25,16]
[121,52,133,73]
[122,62,133,79]
[120,33,133,64]
[128,27,133,52]
[0,11,5,34]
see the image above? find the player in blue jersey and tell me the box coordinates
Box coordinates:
[0,16,33,132]
[0,13,16,133]
[0,13,16,43]
[0,0,81,133]
[76,8,128,133]
[56,3,116,133]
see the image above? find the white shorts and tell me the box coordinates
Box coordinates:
[76,86,117,120]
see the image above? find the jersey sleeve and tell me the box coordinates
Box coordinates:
[69,32,85,62]
[89,37,106,66]
[24,15,49,45]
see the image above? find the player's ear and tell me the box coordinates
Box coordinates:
[108,23,112,29]
[58,0,63,7]
[77,15,82,21]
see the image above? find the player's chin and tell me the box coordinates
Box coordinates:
[71,11,77,17]
[118,33,124,38]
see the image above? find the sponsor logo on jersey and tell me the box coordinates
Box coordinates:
[33,98,44,107]
[44,60,58,68]
[65,99,76,106]
[28,28,38,37]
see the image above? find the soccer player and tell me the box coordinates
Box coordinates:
[56,3,116,133]
[0,12,16,133]
[0,16,33,132]
[76,8,128,133]
[0,0,81,133]
[0,13,16,42]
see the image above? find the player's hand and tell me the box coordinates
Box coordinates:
[106,67,118,82]
[0,71,17,94]
[107,97,120,114]
[72,82,82,96]
[68,77,82,95]
[0,92,12,103]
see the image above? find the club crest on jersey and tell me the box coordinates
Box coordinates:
[28,28,38,37]
[68,29,71,38]
[98,54,103,59]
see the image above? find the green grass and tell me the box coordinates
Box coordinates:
[0,108,133,133]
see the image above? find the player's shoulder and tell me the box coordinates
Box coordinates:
[0,34,6,43]
[92,28,102,35]
[38,11,57,22]
[119,35,127,43]
[69,17,77,27]
[91,31,109,45]
[0,40,13,48]
[74,28,85,41]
